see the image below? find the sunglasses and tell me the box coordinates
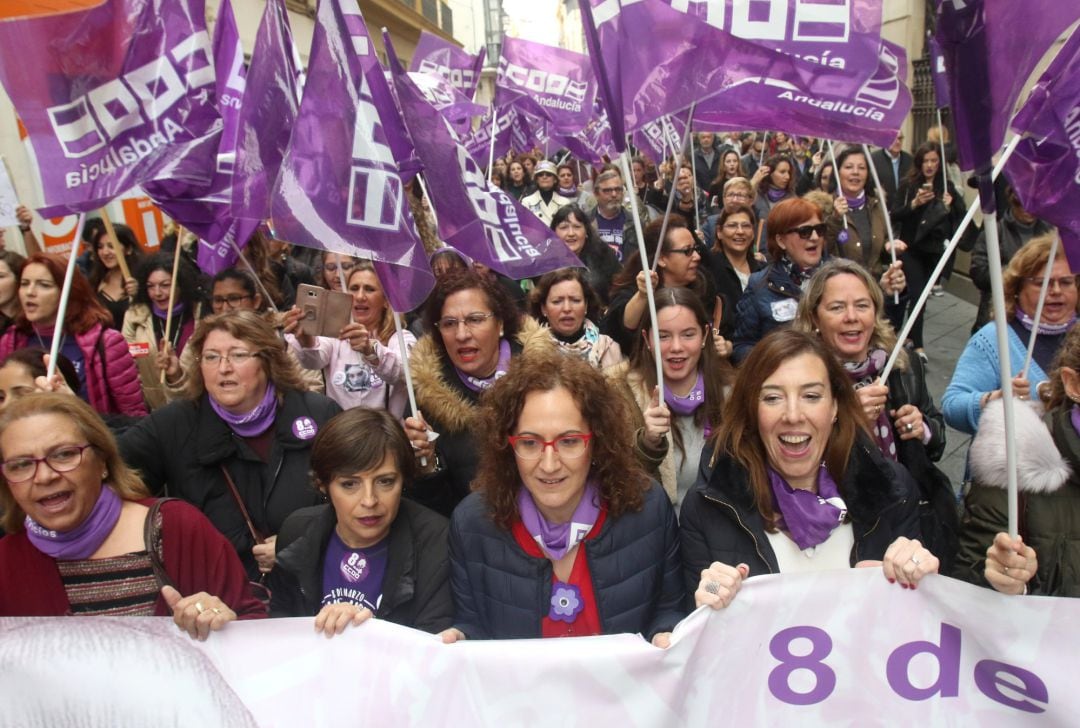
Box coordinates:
[785,223,827,240]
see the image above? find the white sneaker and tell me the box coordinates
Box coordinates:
[931,284,945,297]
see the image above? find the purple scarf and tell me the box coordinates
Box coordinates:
[769,465,848,550]
[1071,406,1080,438]
[25,485,122,560]
[151,301,186,320]
[767,187,788,203]
[843,348,898,461]
[665,371,712,438]
[209,381,278,437]
[455,339,512,393]
[844,191,867,210]
[517,481,601,561]
[1016,308,1077,336]
[558,185,578,197]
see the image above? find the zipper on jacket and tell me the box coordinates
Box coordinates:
[703,492,774,574]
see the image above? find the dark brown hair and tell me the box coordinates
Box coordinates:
[758,154,796,196]
[472,351,648,530]
[527,268,602,325]
[766,197,824,263]
[310,407,416,490]
[714,328,866,532]
[1047,324,1080,412]
[422,268,521,359]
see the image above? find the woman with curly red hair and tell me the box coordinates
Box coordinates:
[0,253,145,417]
[441,351,684,645]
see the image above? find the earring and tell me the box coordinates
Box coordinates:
[814,327,820,335]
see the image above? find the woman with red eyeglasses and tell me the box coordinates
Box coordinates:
[440,351,684,645]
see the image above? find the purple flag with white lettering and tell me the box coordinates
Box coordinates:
[214,0,246,174]
[0,0,220,217]
[927,35,950,110]
[580,0,879,150]
[465,105,537,164]
[195,217,260,275]
[936,0,1080,176]
[408,71,485,138]
[632,113,689,164]
[386,34,582,280]
[693,40,911,148]
[1005,29,1080,270]
[496,38,596,135]
[410,31,485,101]
[231,0,300,221]
[271,0,434,312]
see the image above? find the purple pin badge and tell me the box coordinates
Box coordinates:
[549,582,584,623]
[291,416,318,440]
[837,229,849,245]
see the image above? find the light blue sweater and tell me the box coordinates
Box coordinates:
[942,321,1048,435]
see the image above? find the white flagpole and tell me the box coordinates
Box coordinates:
[689,127,700,223]
[881,134,1021,384]
[937,109,949,195]
[486,107,499,177]
[230,240,280,312]
[862,143,899,305]
[619,150,665,400]
[392,308,427,467]
[651,111,696,272]
[759,132,768,166]
[47,213,86,380]
[827,141,848,230]
[1021,232,1060,379]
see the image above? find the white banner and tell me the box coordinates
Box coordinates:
[1,570,1076,726]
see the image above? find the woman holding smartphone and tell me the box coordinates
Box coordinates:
[891,143,966,364]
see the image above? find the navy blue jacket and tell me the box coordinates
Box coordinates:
[731,262,802,363]
[449,483,685,640]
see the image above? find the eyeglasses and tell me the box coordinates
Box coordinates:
[323,262,356,273]
[1,443,94,483]
[597,186,625,195]
[508,433,593,459]
[725,192,751,200]
[211,293,252,307]
[722,222,754,231]
[666,246,698,257]
[146,282,172,292]
[434,312,496,331]
[1024,275,1077,291]
[785,223,828,240]
[199,350,259,367]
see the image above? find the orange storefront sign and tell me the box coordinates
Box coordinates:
[0,1,106,20]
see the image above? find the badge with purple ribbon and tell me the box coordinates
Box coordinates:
[291,417,317,440]
[549,582,583,623]
[837,229,849,245]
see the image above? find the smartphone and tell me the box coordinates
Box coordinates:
[297,284,353,338]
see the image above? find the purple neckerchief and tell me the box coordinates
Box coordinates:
[665,370,712,438]
[766,187,788,203]
[769,465,848,551]
[151,301,186,320]
[844,348,898,461]
[517,480,601,561]
[455,339,511,393]
[844,191,867,210]
[209,381,278,437]
[558,185,577,197]
[25,485,122,560]
[1015,308,1077,336]
[779,255,823,288]
[1071,407,1080,438]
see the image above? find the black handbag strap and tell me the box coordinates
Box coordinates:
[219,464,266,545]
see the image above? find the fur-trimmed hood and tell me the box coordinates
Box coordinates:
[409,317,552,434]
[970,399,1072,494]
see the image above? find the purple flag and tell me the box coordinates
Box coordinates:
[693,40,912,148]
[195,217,260,275]
[1005,29,1080,270]
[409,71,486,138]
[409,31,485,101]
[927,35,950,110]
[214,0,246,174]
[271,0,434,312]
[465,105,537,163]
[386,34,583,280]
[231,0,301,221]
[936,0,1080,176]
[581,0,879,149]
[0,0,221,217]
[495,38,597,135]
[632,113,689,164]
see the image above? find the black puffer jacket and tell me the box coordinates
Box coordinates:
[270,500,453,632]
[119,390,342,577]
[680,434,921,592]
[449,483,685,640]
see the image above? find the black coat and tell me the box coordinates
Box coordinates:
[680,434,921,593]
[871,148,913,206]
[449,484,685,641]
[119,390,342,577]
[890,177,966,257]
[270,500,453,633]
[705,247,763,340]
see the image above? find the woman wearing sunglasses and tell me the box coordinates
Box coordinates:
[441,351,683,644]
[0,393,266,637]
